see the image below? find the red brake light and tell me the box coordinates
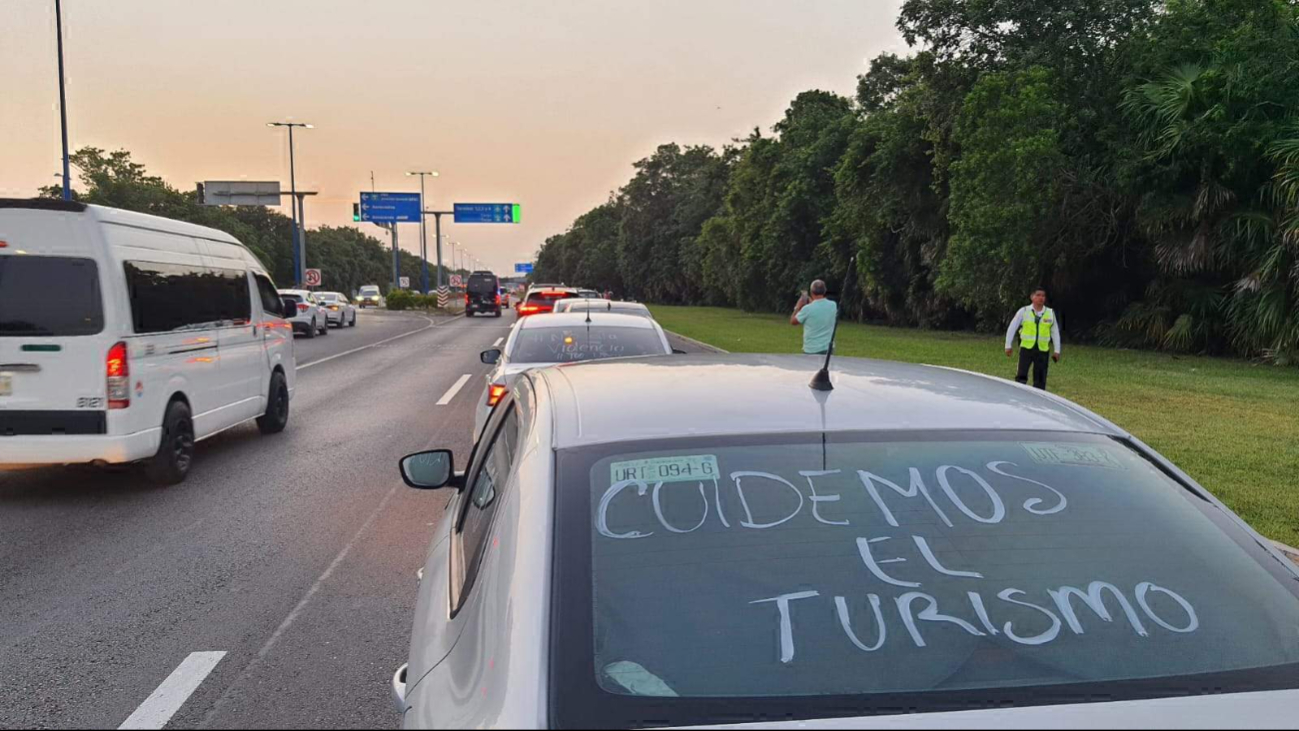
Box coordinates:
[106,341,130,409]
[495,293,501,305]
[297,303,309,313]
[487,384,508,407]
[466,293,471,305]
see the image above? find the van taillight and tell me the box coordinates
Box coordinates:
[466,293,471,305]
[107,341,130,409]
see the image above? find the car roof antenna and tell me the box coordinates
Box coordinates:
[809,255,856,392]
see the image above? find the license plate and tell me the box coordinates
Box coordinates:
[0,374,11,397]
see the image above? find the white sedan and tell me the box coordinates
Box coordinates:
[471,312,674,441]
[553,298,653,318]
[277,289,329,338]
[392,355,1299,728]
[315,291,358,328]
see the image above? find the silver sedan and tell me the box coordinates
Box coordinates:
[391,355,1299,728]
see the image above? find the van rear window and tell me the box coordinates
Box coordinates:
[0,256,103,337]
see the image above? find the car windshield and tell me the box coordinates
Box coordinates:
[551,431,1299,728]
[509,325,665,363]
[359,287,380,296]
[0,255,104,337]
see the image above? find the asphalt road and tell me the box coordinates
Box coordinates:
[0,309,518,729]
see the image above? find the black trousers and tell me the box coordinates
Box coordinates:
[1016,348,1051,390]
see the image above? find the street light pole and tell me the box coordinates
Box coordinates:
[406,171,439,295]
[268,122,313,286]
[54,0,71,200]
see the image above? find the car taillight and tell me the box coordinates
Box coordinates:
[329,305,339,310]
[519,305,538,314]
[106,341,129,409]
[487,384,508,407]
[297,303,309,313]
[495,293,501,305]
[466,294,471,305]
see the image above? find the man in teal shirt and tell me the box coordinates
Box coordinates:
[790,279,838,354]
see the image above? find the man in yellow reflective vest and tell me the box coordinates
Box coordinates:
[1004,286,1062,390]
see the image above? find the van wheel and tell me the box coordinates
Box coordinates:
[494,310,502,318]
[257,371,290,435]
[146,400,194,486]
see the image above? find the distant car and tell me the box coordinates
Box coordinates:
[278,289,329,338]
[465,271,503,318]
[314,291,357,328]
[553,298,653,318]
[498,287,511,309]
[472,312,672,440]
[357,285,385,309]
[574,288,602,299]
[516,287,580,318]
[393,354,1299,729]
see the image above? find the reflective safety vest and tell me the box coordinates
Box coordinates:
[1019,306,1055,352]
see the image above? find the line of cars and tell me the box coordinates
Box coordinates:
[276,289,359,338]
[387,275,1299,727]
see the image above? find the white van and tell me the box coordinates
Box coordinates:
[0,198,296,484]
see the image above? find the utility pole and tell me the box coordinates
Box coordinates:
[267,122,313,286]
[54,0,71,200]
[392,224,400,291]
[406,171,439,295]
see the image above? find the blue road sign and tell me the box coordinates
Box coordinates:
[454,203,520,224]
[360,192,422,223]
[514,262,534,274]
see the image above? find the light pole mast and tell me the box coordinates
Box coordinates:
[406,171,439,295]
[268,122,313,286]
[55,0,71,200]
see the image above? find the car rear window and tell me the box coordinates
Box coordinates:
[316,293,338,301]
[551,431,1299,728]
[280,294,304,303]
[509,326,665,363]
[468,274,498,294]
[0,255,103,337]
[528,291,573,304]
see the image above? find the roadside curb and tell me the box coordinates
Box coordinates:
[1273,540,1299,566]
[665,330,729,354]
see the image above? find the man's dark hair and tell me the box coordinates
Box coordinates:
[1033,286,1047,295]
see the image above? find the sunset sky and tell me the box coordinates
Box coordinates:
[4,0,907,274]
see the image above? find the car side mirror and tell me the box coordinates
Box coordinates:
[480,348,502,365]
[280,297,299,318]
[399,449,463,490]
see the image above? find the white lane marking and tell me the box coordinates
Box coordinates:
[119,652,227,730]
[200,483,403,725]
[493,337,503,347]
[298,315,445,371]
[436,374,472,406]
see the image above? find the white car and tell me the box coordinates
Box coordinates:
[553,298,653,318]
[471,312,673,441]
[357,284,385,309]
[278,289,329,338]
[392,354,1299,728]
[314,291,357,328]
[0,198,296,484]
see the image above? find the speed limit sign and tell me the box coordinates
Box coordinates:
[304,268,322,287]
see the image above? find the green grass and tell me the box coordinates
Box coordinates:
[650,305,1299,546]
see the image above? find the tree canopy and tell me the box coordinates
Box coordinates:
[533,0,1299,364]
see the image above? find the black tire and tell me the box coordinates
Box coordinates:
[305,318,316,339]
[465,310,474,318]
[349,312,357,327]
[257,371,290,435]
[146,400,194,486]
[494,309,502,318]
[320,318,329,335]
